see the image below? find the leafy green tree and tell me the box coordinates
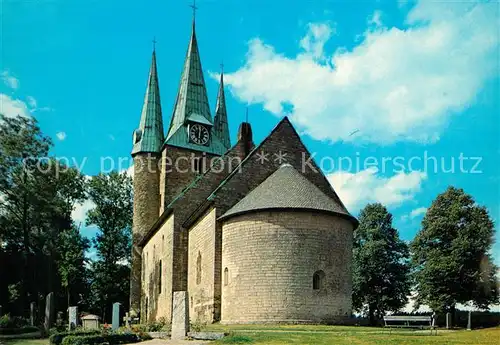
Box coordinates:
[352,203,411,325]
[0,114,87,315]
[86,171,133,321]
[57,226,90,310]
[411,187,498,321]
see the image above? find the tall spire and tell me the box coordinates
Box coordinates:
[166,22,212,141]
[131,49,164,155]
[214,69,230,149]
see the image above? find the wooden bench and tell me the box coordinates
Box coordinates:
[383,315,437,335]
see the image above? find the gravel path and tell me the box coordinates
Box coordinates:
[127,339,211,345]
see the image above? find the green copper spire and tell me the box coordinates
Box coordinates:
[132,49,164,155]
[214,71,230,149]
[166,23,212,142]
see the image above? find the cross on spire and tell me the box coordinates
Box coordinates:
[152,37,157,51]
[190,0,198,23]
[220,61,224,74]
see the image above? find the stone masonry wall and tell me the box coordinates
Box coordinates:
[188,208,217,324]
[142,214,174,322]
[131,154,160,315]
[221,211,353,324]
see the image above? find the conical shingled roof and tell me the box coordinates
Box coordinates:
[214,72,230,149]
[132,50,164,155]
[166,23,212,142]
[220,164,353,221]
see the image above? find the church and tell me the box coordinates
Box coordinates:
[129,17,358,325]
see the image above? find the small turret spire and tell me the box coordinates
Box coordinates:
[214,67,231,149]
[131,48,164,155]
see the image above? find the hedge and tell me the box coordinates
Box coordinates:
[0,326,39,335]
[49,330,101,345]
[61,333,139,345]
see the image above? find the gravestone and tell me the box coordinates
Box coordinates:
[467,311,472,330]
[68,306,78,330]
[445,312,451,329]
[171,291,189,340]
[81,314,100,330]
[30,302,36,326]
[44,292,55,331]
[123,312,131,329]
[112,303,121,330]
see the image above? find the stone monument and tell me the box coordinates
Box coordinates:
[467,310,472,330]
[171,291,189,340]
[112,303,122,330]
[445,312,451,329]
[68,306,78,330]
[30,302,36,326]
[44,292,55,331]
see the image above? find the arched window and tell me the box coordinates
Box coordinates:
[313,270,325,290]
[193,157,202,174]
[224,267,229,286]
[196,252,202,285]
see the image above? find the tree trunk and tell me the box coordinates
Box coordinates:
[368,304,376,326]
[450,304,456,328]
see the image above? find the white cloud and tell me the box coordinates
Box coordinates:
[328,167,427,213]
[26,96,37,108]
[410,207,427,218]
[72,199,95,225]
[299,22,333,60]
[0,94,31,118]
[368,10,383,27]
[56,131,66,141]
[224,1,499,144]
[1,71,19,89]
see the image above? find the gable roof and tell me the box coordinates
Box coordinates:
[139,116,356,246]
[220,163,351,220]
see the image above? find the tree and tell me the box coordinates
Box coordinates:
[86,171,133,321]
[411,187,498,320]
[0,114,87,315]
[352,203,411,325]
[57,226,90,310]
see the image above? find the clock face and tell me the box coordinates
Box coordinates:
[189,124,210,145]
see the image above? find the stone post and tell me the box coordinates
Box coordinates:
[445,312,451,329]
[44,292,55,332]
[171,291,189,340]
[467,310,472,330]
[30,302,36,326]
[112,303,122,330]
[68,306,78,330]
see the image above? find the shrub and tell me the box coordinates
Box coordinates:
[50,329,101,345]
[61,333,139,345]
[0,314,29,329]
[0,326,39,335]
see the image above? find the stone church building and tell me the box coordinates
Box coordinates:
[130,19,358,324]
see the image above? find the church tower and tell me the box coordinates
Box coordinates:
[130,47,164,316]
[159,20,231,209]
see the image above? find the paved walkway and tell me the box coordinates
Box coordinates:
[127,339,211,345]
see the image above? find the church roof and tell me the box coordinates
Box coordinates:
[165,23,213,143]
[214,72,231,149]
[220,163,351,220]
[131,50,164,155]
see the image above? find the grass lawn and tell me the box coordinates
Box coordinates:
[207,324,500,345]
[2,326,498,344]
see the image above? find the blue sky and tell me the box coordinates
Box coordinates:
[1,0,499,266]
